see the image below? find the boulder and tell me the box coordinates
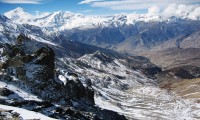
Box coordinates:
[0,88,14,96]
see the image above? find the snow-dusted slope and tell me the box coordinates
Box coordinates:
[57,51,200,120]
[0,80,41,101]
[95,86,200,120]
[0,14,59,45]
[0,104,56,120]
[0,15,19,43]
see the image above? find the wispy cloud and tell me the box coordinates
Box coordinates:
[81,9,93,13]
[79,0,103,4]
[0,0,45,4]
[79,0,200,10]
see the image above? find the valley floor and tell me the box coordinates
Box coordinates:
[95,83,200,120]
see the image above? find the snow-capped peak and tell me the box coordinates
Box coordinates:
[14,7,24,11]
[4,7,34,24]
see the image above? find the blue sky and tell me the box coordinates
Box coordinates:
[0,0,200,15]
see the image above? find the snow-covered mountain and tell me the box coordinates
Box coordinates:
[4,7,200,31]
[1,7,200,51]
[4,7,34,24]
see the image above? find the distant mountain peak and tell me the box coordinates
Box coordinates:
[4,7,34,24]
[5,7,27,15]
[13,7,24,12]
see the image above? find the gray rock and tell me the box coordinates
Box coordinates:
[0,88,14,96]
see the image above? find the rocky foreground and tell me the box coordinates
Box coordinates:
[0,35,127,120]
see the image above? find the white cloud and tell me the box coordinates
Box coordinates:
[162,4,195,18]
[0,0,44,4]
[79,0,200,19]
[188,7,200,19]
[148,6,160,14]
[161,4,200,19]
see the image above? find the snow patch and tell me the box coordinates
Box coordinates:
[0,104,56,120]
[58,75,67,85]
[0,81,41,101]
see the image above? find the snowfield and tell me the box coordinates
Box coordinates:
[0,104,56,120]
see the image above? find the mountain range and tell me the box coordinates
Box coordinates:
[1,7,200,52]
[0,7,200,119]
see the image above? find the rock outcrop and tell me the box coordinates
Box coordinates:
[0,88,14,96]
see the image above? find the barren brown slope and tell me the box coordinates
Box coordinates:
[160,78,200,99]
[139,47,200,69]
